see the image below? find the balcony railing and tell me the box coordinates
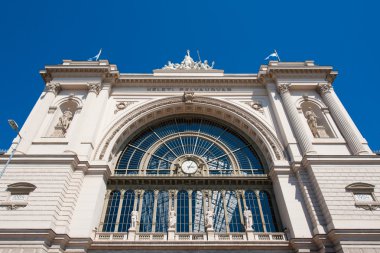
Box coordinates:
[94,231,286,242]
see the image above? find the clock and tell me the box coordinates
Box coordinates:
[181,160,198,174]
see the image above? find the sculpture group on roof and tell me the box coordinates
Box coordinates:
[162,50,215,71]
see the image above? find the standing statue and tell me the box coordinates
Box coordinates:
[243,207,253,230]
[206,209,214,228]
[304,107,319,137]
[181,49,195,69]
[130,210,138,229]
[51,110,73,137]
[169,209,177,228]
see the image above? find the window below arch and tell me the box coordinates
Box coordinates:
[100,188,279,234]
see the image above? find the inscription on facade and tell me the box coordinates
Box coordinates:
[146,87,233,92]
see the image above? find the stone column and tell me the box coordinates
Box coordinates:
[277,83,316,155]
[17,82,61,153]
[152,190,159,232]
[317,83,368,155]
[188,190,193,232]
[73,82,110,159]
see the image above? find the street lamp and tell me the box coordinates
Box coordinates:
[0,119,22,179]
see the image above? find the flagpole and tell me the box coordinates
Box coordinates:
[274,49,281,62]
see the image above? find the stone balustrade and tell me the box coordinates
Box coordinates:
[95,231,286,242]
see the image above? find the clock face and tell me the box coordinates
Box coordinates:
[181,160,198,174]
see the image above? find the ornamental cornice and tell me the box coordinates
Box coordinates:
[115,78,261,87]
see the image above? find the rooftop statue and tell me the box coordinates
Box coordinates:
[162,50,215,71]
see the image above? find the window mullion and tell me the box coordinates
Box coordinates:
[221,190,230,233]
[114,190,126,231]
[152,190,159,232]
[100,190,112,231]
[136,190,145,233]
[255,190,267,233]
[188,190,193,232]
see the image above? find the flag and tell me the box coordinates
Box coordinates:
[265,50,280,61]
[88,48,102,61]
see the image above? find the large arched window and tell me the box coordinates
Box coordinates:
[116,118,264,175]
[100,117,281,240]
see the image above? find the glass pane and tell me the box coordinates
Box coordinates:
[225,191,244,232]
[155,191,169,232]
[245,190,263,232]
[192,191,205,232]
[140,191,154,232]
[118,190,135,232]
[177,191,189,232]
[209,191,226,232]
[259,191,278,232]
[103,191,120,232]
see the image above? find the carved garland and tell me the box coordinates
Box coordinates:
[95,96,285,162]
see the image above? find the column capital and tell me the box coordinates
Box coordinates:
[87,82,102,95]
[277,83,291,94]
[317,83,332,95]
[46,82,61,95]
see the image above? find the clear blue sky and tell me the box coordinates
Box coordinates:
[0,0,379,151]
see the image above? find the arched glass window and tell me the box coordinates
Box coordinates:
[259,191,278,232]
[177,191,189,232]
[225,191,244,232]
[210,191,227,232]
[118,190,135,232]
[103,191,121,232]
[192,191,205,232]
[155,191,169,232]
[140,191,154,232]
[116,118,264,175]
[245,190,263,232]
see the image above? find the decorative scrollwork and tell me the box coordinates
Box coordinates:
[317,83,332,95]
[277,83,290,94]
[46,82,61,95]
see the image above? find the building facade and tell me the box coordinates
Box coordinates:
[1,52,380,253]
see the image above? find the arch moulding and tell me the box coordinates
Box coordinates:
[93,96,287,168]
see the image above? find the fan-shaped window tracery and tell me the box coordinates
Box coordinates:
[116,118,264,175]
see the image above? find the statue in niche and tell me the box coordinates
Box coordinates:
[304,107,319,137]
[130,210,138,229]
[169,209,176,228]
[51,110,73,137]
[205,209,214,228]
[243,207,253,230]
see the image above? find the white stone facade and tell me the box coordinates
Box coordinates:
[0,57,379,253]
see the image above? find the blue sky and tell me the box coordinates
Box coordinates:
[0,0,379,151]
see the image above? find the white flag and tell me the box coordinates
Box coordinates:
[265,50,280,61]
[88,48,102,61]
[265,52,277,60]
